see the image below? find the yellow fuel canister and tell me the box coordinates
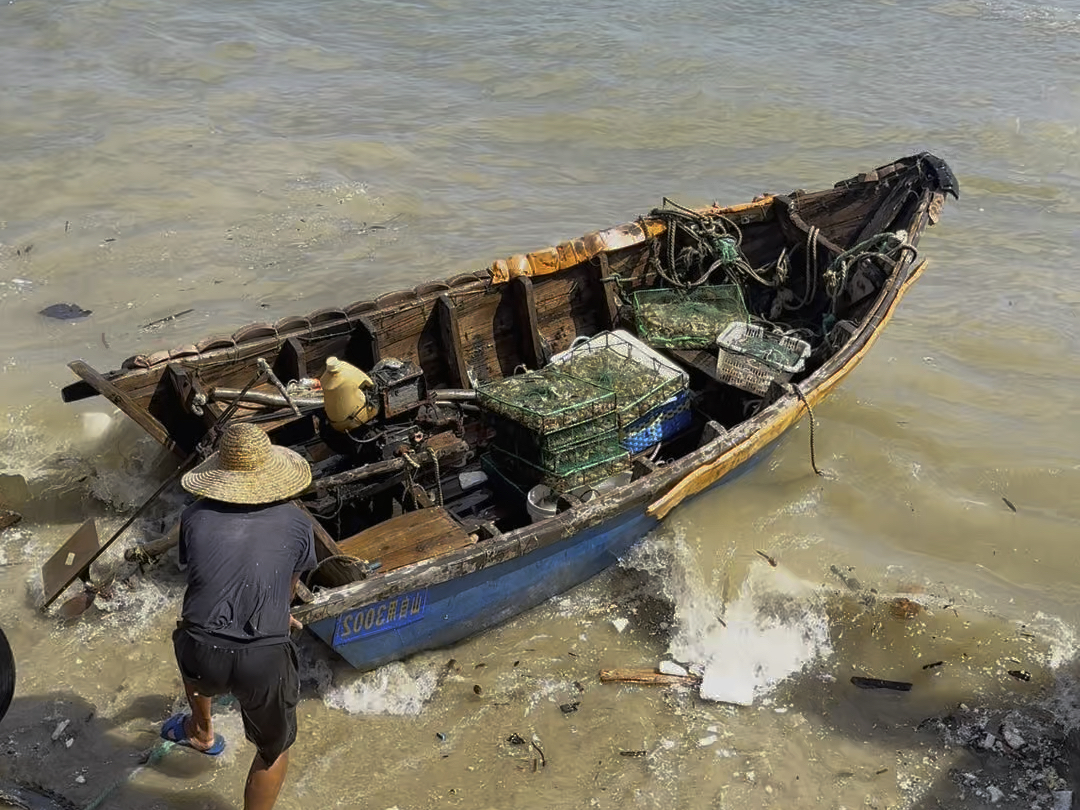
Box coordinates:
[320,356,378,431]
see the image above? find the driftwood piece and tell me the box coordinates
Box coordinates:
[599,668,701,687]
[851,676,912,692]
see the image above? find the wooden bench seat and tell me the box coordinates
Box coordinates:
[337,507,475,574]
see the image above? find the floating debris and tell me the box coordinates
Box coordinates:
[50,720,70,742]
[530,740,546,767]
[850,676,913,692]
[1002,496,1017,512]
[1001,725,1025,750]
[472,684,483,695]
[39,303,91,321]
[922,660,945,670]
[619,750,647,758]
[829,565,861,592]
[506,733,526,745]
[0,510,21,532]
[599,668,701,687]
[58,591,95,622]
[139,308,194,331]
[756,550,778,567]
[658,660,689,677]
[1008,669,1032,682]
[559,702,579,714]
[890,598,922,620]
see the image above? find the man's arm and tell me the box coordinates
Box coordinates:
[289,573,303,630]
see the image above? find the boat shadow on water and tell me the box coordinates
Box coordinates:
[753,574,1080,809]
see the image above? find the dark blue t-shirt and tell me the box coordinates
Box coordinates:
[179,500,316,647]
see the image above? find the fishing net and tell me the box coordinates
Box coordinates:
[632,285,748,349]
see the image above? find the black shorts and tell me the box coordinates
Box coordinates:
[172,629,300,763]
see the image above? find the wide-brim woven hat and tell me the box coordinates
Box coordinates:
[181,423,311,505]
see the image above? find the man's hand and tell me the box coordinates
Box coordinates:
[289,615,303,631]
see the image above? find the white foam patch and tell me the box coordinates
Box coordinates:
[1027,611,1079,669]
[624,528,831,706]
[694,567,831,705]
[321,660,440,716]
[0,527,31,566]
[14,515,187,642]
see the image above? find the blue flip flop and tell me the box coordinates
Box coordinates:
[160,713,226,756]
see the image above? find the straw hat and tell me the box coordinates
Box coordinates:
[181,423,311,505]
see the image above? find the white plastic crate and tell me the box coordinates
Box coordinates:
[715,323,810,396]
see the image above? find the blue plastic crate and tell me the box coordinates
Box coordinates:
[621,390,692,453]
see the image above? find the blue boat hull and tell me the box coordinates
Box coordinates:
[309,440,776,670]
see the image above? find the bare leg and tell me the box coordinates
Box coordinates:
[182,680,216,751]
[244,750,289,810]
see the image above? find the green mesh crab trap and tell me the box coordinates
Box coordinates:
[490,434,630,491]
[632,284,748,350]
[476,369,616,435]
[549,331,688,426]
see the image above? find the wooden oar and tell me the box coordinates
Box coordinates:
[40,364,268,613]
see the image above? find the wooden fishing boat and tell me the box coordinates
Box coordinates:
[58,153,957,670]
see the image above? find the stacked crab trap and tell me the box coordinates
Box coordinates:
[478,331,690,498]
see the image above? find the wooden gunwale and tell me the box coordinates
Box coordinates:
[291,183,937,625]
[60,199,772,455]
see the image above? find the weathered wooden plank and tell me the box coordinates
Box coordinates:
[436,294,470,389]
[511,276,544,370]
[337,508,474,574]
[599,668,701,686]
[164,363,222,427]
[351,315,382,369]
[69,360,181,457]
[595,253,620,331]
[274,336,307,384]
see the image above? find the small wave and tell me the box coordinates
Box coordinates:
[624,529,832,706]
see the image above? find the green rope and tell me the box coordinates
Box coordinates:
[822,231,917,312]
[647,203,764,290]
[789,383,823,477]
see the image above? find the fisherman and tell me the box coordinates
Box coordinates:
[160,423,315,810]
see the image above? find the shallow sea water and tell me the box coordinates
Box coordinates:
[2,0,1080,807]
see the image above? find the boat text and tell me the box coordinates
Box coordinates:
[332,589,428,645]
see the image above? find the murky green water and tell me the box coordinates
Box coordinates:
[2,0,1080,807]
